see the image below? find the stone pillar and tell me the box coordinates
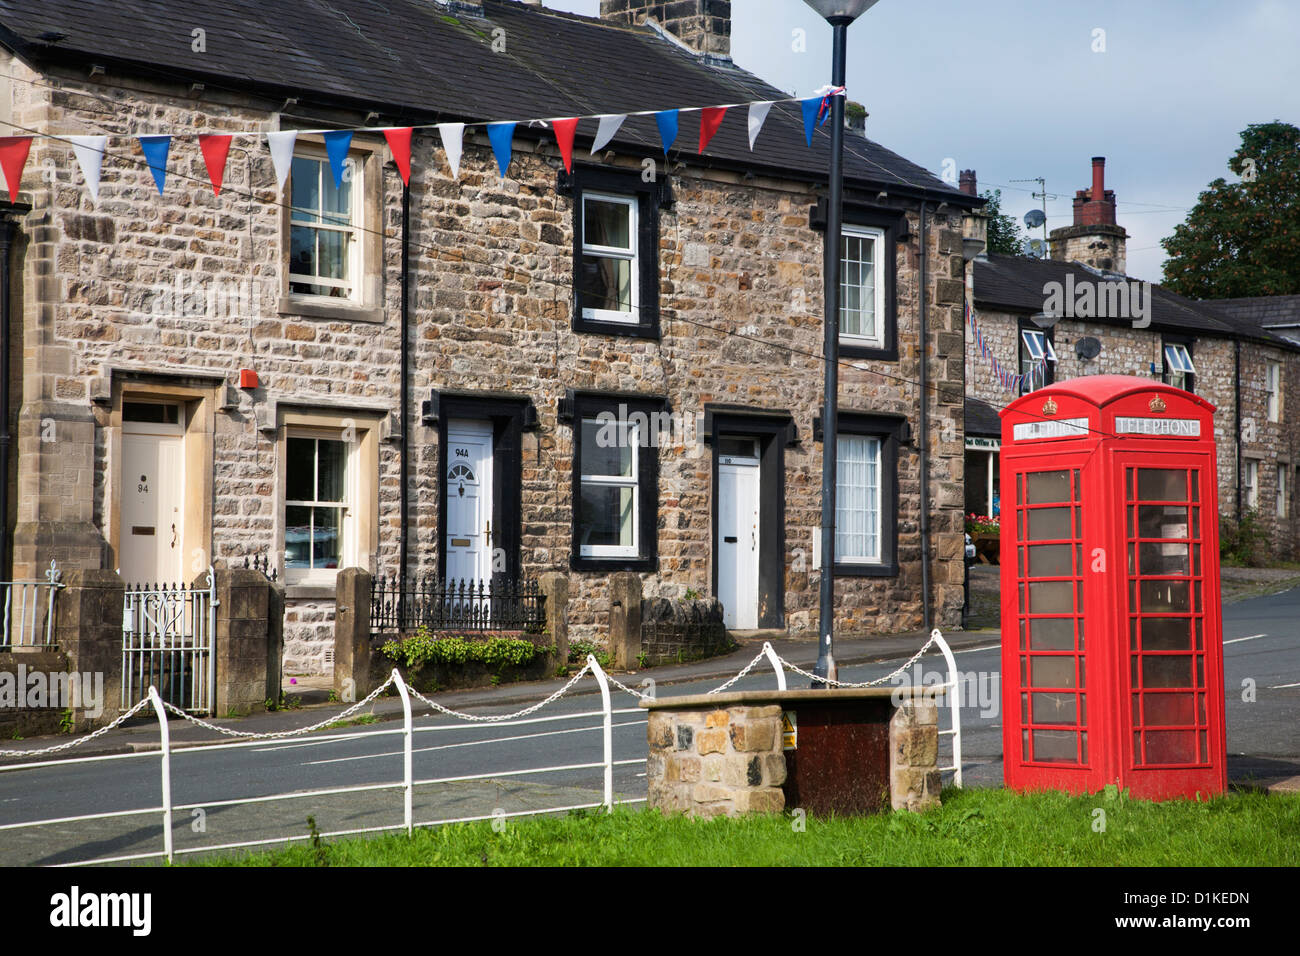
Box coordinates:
[889,698,941,812]
[538,571,569,665]
[52,568,124,727]
[333,567,372,702]
[645,704,786,817]
[608,571,642,670]
[212,567,275,716]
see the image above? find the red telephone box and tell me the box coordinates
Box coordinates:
[999,375,1226,800]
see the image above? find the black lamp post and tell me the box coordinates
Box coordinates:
[803,0,881,683]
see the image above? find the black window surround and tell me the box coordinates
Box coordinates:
[559,165,672,341]
[816,409,906,578]
[1017,318,1056,394]
[809,198,905,361]
[568,391,664,573]
[1160,332,1196,394]
[427,392,536,584]
[704,405,797,629]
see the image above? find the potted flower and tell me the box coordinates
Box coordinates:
[965,513,1001,564]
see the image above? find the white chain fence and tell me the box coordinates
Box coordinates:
[0,632,964,864]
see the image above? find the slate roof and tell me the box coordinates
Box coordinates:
[963,397,1001,438]
[0,0,977,203]
[1207,295,1300,345]
[973,254,1300,352]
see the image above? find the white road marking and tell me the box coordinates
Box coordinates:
[1224,633,1268,645]
[953,643,1001,655]
[1268,682,1300,689]
[303,718,647,766]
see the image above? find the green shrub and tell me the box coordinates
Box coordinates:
[381,627,542,671]
[1221,509,1269,566]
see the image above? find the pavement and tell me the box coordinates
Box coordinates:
[1,627,993,761]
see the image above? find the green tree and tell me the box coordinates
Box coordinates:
[1161,121,1300,298]
[980,188,1026,256]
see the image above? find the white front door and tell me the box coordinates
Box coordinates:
[121,402,185,584]
[717,447,760,630]
[445,421,494,586]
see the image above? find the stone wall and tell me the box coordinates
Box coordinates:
[646,703,786,817]
[4,53,968,674]
[640,596,730,666]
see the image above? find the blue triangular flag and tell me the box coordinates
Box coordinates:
[487,122,516,177]
[655,109,679,155]
[137,135,171,194]
[801,97,823,147]
[322,130,353,188]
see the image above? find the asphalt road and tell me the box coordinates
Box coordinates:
[1,583,1296,865]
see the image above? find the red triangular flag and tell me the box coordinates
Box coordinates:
[383,127,414,186]
[552,118,579,173]
[698,106,727,153]
[0,136,33,200]
[197,134,232,195]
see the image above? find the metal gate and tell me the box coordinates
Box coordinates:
[122,568,217,714]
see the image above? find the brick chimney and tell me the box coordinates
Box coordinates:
[599,0,731,57]
[1048,156,1128,273]
[958,169,977,197]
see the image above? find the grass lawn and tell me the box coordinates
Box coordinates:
[193,786,1299,867]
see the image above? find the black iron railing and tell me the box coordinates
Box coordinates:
[370,576,545,634]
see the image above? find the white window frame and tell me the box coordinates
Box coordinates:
[1266,362,1282,422]
[284,428,356,585]
[288,152,362,303]
[1020,329,1057,393]
[580,192,639,325]
[1278,464,1288,519]
[839,225,886,349]
[835,434,883,565]
[578,417,640,559]
[1244,459,1259,512]
[1164,343,1196,392]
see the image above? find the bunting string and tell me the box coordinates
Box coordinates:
[0,90,848,200]
[967,302,1048,394]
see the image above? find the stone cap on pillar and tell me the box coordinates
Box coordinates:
[640,686,937,710]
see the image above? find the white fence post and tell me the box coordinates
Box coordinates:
[148,685,174,863]
[761,641,786,690]
[931,628,963,788]
[587,654,613,813]
[392,669,413,836]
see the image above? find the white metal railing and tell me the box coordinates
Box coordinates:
[0,657,643,866]
[0,632,966,865]
[122,568,217,714]
[0,560,63,650]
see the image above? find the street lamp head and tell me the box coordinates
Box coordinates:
[1031,311,1062,330]
[801,0,882,23]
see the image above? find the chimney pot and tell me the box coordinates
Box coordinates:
[1091,157,1105,201]
[958,169,977,196]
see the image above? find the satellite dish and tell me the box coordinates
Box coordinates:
[1022,238,1047,258]
[1024,208,1046,230]
[1075,337,1102,361]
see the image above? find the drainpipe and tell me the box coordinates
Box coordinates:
[0,208,23,583]
[1234,339,1242,520]
[918,201,932,632]
[400,182,411,597]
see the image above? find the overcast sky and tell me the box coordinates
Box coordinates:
[544,0,1300,283]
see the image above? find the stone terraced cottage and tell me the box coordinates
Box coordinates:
[0,0,982,674]
[962,160,1300,559]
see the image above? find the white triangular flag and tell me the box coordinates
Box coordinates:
[266,130,298,193]
[590,114,625,156]
[437,123,465,179]
[67,135,107,200]
[747,102,772,151]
